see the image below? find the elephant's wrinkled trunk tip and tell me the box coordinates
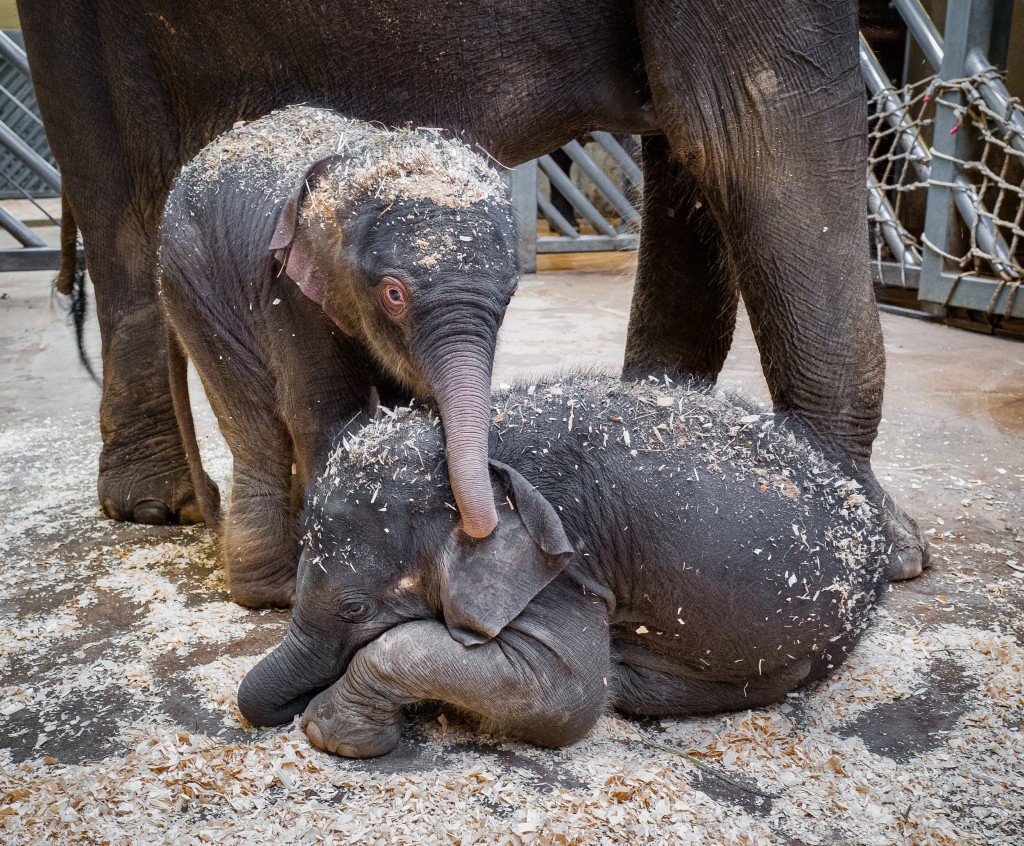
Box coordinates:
[434,360,498,539]
[452,461,498,539]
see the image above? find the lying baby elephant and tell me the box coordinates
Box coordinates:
[238,373,887,757]
[160,106,519,608]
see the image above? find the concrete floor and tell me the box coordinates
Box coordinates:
[1,240,1023,844]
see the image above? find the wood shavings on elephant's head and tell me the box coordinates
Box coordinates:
[179,105,506,217]
[302,128,504,221]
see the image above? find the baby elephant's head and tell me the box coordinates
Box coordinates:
[270,128,520,541]
[237,413,573,729]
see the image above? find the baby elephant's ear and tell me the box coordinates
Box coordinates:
[441,460,574,646]
[268,156,344,305]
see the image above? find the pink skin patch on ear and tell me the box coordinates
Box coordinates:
[380,276,409,321]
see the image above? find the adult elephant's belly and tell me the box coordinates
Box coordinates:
[144,0,658,165]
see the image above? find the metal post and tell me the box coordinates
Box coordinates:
[0,31,31,78]
[0,203,46,247]
[509,161,537,274]
[0,118,61,193]
[917,0,996,312]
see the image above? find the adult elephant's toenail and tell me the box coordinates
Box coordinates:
[134,499,173,525]
[101,498,123,521]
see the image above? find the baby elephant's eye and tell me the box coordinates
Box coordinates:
[339,599,374,622]
[379,275,408,320]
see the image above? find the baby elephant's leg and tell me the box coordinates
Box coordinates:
[302,602,610,757]
[222,421,298,608]
[179,340,299,608]
[613,648,813,716]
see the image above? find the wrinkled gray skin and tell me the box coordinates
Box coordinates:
[238,373,887,757]
[159,108,518,608]
[21,1,926,580]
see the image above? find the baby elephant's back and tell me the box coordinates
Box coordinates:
[160,106,373,272]
[595,382,886,676]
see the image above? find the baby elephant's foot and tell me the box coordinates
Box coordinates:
[223,523,297,608]
[229,571,295,609]
[301,686,403,759]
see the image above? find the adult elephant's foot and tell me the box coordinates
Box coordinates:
[95,293,219,526]
[98,439,219,525]
[879,496,930,581]
[859,471,930,581]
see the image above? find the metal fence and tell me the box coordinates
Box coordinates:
[508,133,642,269]
[0,30,63,271]
[865,0,1023,324]
[0,31,57,200]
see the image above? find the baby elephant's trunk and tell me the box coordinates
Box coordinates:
[418,292,502,539]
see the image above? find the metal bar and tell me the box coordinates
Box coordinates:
[590,132,643,189]
[963,48,1024,156]
[876,302,944,321]
[508,162,538,274]
[538,155,617,237]
[0,81,45,129]
[867,174,923,268]
[871,261,923,289]
[860,36,932,181]
[0,118,61,192]
[0,246,63,271]
[950,173,1018,279]
[537,234,639,253]
[536,191,580,238]
[891,0,944,69]
[918,0,999,309]
[937,271,1024,318]
[0,31,32,78]
[0,203,46,247]
[0,168,60,219]
[561,140,640,227]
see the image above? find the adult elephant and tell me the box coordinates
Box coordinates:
[18,0,926,577]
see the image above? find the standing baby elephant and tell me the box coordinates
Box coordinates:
[238,373,887,757]
[159,106,519,608]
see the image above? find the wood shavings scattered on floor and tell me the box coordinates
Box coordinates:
[2,413,1022,845]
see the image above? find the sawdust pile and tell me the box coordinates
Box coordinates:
[2,409,1023,844]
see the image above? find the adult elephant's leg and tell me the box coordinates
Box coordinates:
[81,199,200,526]
[20,4,198,527]
[623,135,737,380]
[635,0,926,577]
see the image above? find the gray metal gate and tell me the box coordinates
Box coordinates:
[0,30,64,272]
[508,133,642,272]
[511,0,1024,325]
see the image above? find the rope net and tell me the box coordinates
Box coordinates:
[868,73,1024,315]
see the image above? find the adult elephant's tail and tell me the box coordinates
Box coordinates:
[56,191,99,383]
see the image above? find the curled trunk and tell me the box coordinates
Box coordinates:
[237,628,339,726]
